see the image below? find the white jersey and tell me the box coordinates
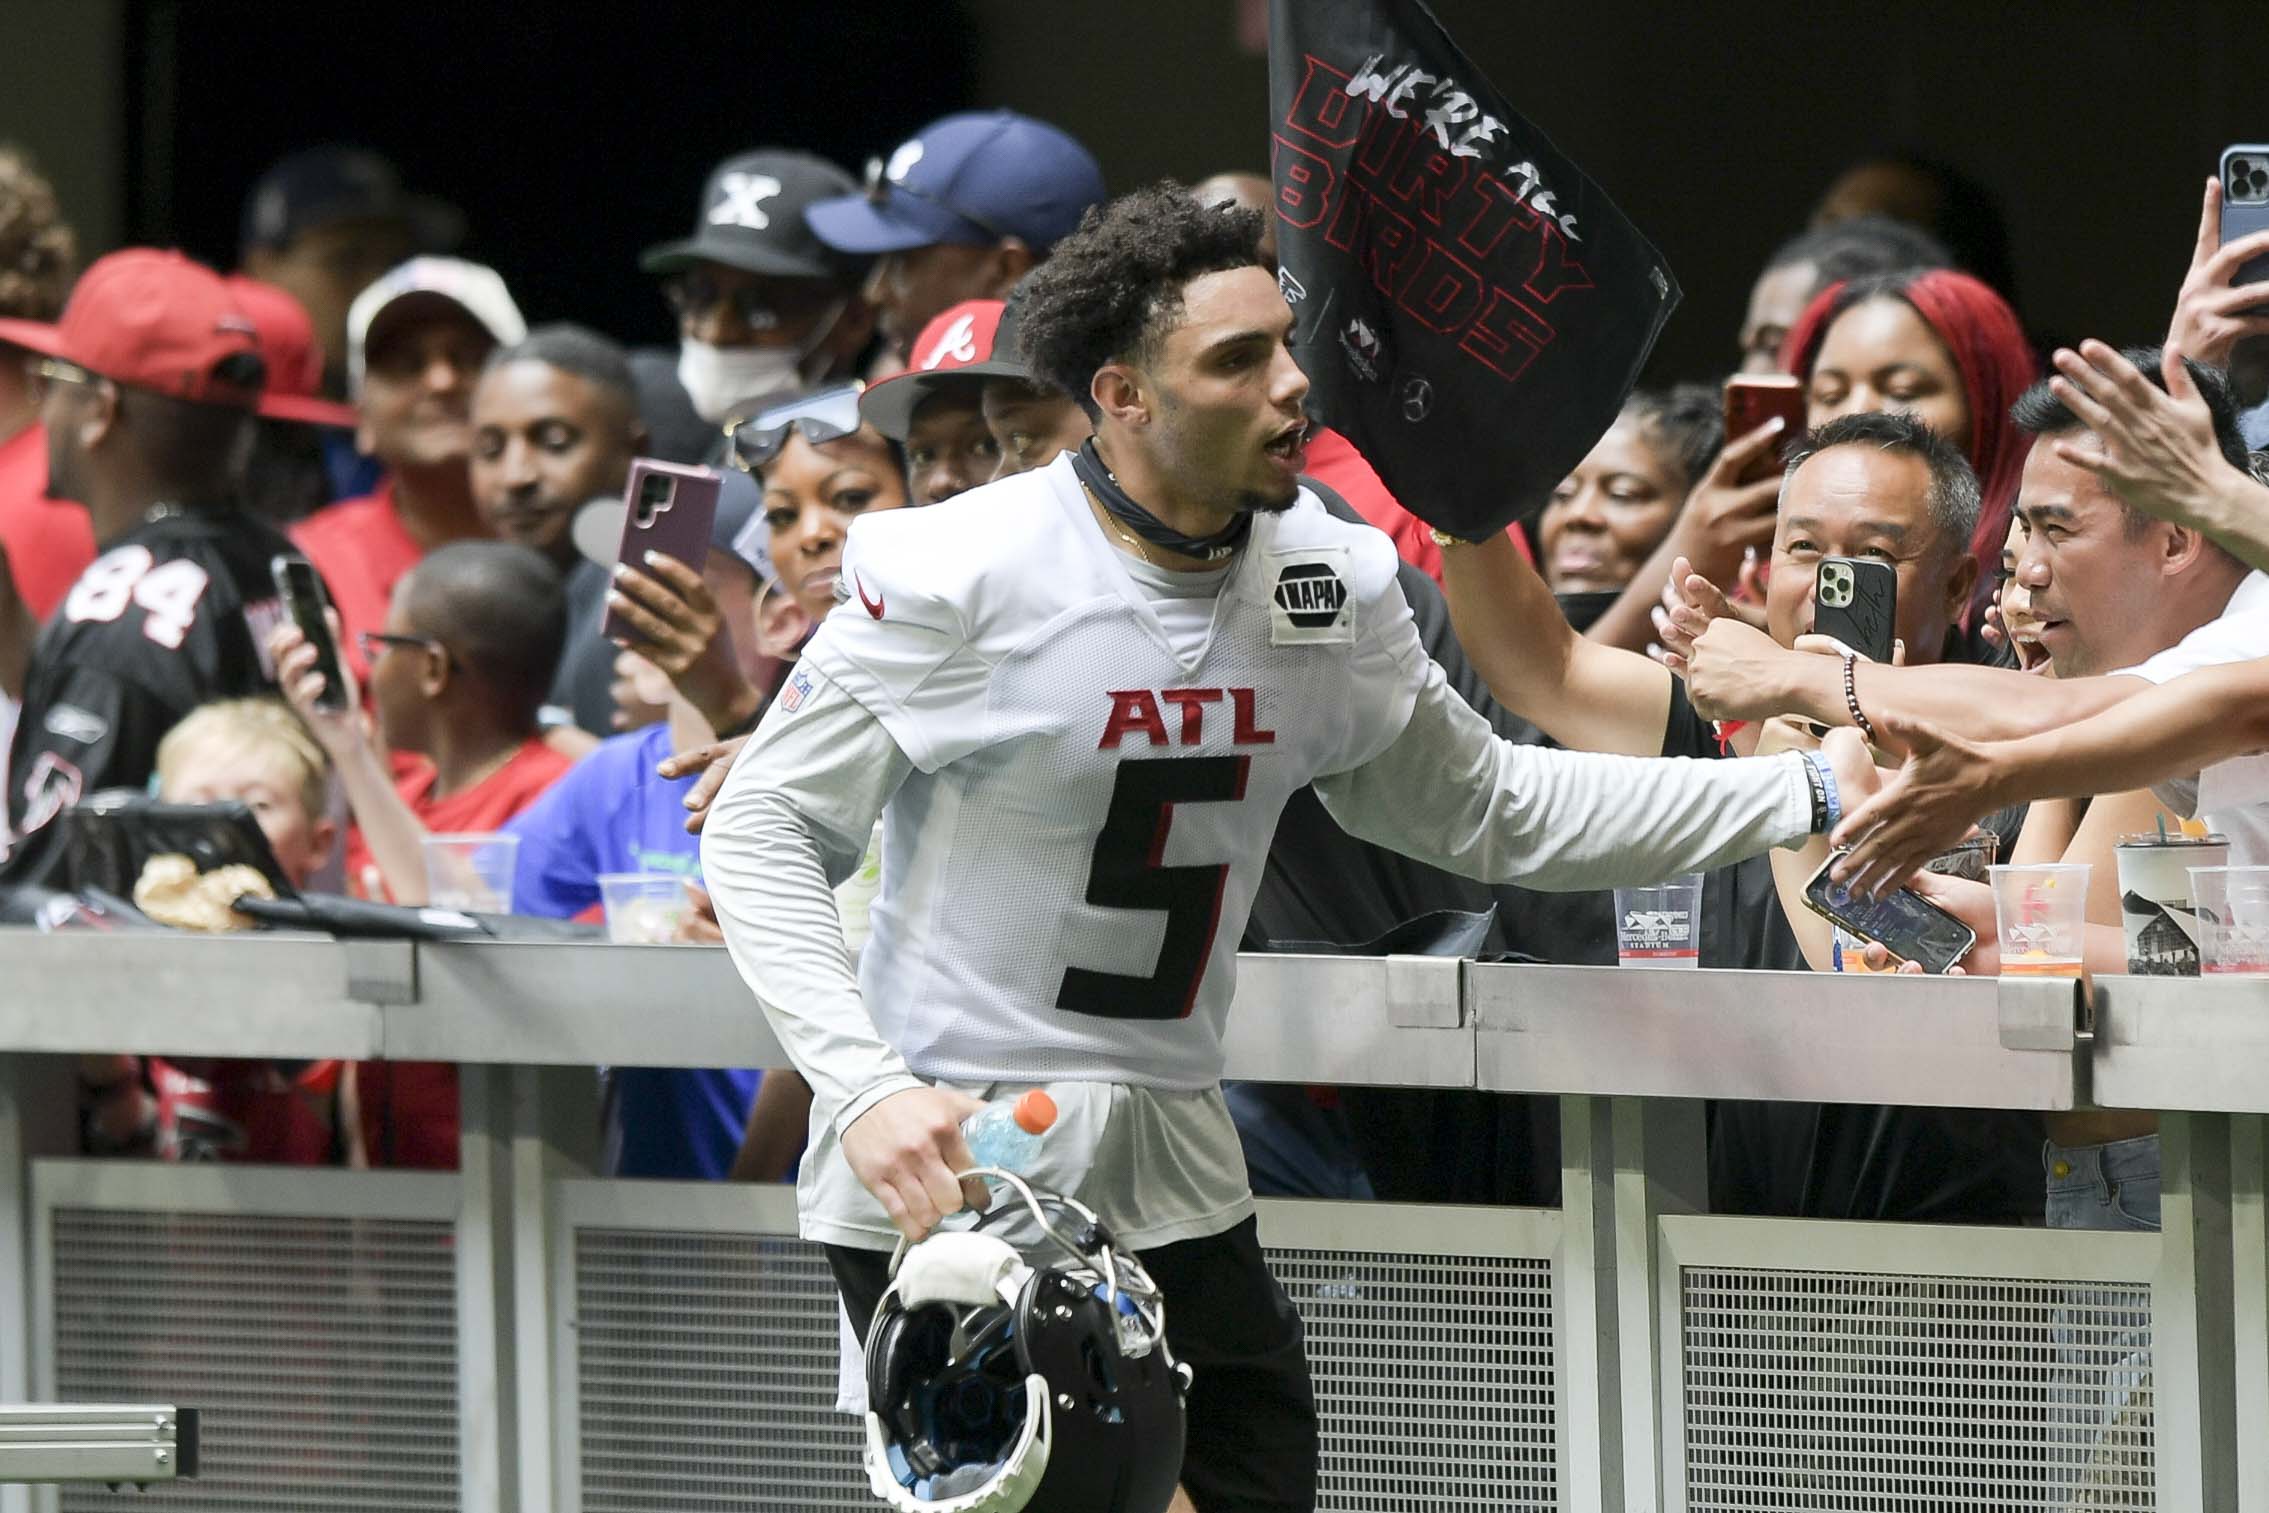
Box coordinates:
[802,452,1420,1090]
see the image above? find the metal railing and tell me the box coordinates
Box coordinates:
[0,932,2261,1511]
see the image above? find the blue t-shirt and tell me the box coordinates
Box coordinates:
[505,722,762,1181]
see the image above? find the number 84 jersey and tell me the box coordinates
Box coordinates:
[800,452,1424,1091]
[3,510,299,884]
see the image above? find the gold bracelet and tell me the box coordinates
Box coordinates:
[1429,526,1479,548]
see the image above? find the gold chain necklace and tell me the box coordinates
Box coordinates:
[1085,485,1165,568]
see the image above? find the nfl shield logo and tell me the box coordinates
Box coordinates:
[780,669,814,714]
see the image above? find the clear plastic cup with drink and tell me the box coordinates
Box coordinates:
[1988,863,2090,977]
[422,833,518,914]
[598,872,692,944]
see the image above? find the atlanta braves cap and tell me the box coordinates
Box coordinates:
[0,249,266,410]
[640,150,869,283]
[346,256,527,396]
[224,276,358,428]
[239,145,463,256]
[805,110,1105,255]
[858,299,1006,440]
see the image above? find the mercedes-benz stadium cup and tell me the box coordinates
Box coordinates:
[1614,873,1702,968]
[1989,863,2090,977]
[2115,832,2227,976]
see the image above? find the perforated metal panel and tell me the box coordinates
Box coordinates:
[1270,1247,1558,1511]
[51,1207,458,1511]
[574,1227,866,1511]
[1683,1266,2154,1510]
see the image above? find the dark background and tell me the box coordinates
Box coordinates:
[3,0,2262,384]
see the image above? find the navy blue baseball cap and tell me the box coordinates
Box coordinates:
[805,111,1105,255]
[240,146,463,255]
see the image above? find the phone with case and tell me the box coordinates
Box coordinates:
[2221,144,2269,292]
[599,458,722,645]
[1722,373,1806,481]
[1813,556,1898,667]
[270,554,349,712]
[1801,855,1976,975]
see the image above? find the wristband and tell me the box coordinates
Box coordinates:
[1802,749,1842,834]
[1841,653,1878,745]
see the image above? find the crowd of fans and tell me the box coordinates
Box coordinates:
[2,114,2266,1252]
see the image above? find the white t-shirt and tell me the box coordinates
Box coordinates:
[2115,570,2269,862]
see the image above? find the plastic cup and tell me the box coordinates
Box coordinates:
[2115,833,2228,975]
[599,872,691,945]
[2189,865,2269,975]
[422,833,518,914]
[1614,873,1702,968]
[1988,863,2090,977]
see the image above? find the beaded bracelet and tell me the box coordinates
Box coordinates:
[1841,652,1878,745]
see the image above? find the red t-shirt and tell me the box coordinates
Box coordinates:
[0,422,93,622]
[149,1056,341,1164]
[289,480,421,682]
[348,736,575,1170]
[1302,426,1533,585]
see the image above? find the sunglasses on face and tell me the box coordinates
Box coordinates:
[661,272,835,334]
[723,383,866,472]
[357,630,452,668]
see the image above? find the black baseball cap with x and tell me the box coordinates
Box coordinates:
[640,150,872,285]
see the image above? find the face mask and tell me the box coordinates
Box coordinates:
[677,340,802,426]
[676,299,852,427]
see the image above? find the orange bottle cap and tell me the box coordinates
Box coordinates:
[1012,1089,1058,1135]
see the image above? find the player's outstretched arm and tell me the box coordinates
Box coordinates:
[698,661,986,1241]
[1437,531,1672,756]
[1313,657,1846,891]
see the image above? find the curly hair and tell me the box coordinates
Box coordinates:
[0,145,75,323]
[1013,181,1267,419]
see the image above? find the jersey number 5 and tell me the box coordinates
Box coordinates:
[1057,754,1249,1021]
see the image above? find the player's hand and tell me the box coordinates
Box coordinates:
[2167,176,2269,370]
[2046,339,2259,535]
[658,734,748,834]
[268,613,369,755]
[841,1086,992,1243]
[1830,709,2001,897]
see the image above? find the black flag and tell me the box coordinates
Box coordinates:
[1268,0,1679,540]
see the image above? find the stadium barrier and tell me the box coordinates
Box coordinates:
[0,933,2261,1512]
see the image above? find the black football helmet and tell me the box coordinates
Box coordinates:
[862,1171,1190,1512]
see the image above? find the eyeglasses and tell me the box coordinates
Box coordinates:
[863,155,1011,244]
[722,382,866,472]
[661,271,839,334]
[357,630,451,666]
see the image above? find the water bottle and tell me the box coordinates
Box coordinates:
[960,1089,1059,1174]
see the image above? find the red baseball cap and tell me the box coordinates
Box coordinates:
[224,276,357,428]
[0,248,265,410]
[858,298,1006,441]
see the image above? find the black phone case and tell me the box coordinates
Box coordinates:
[271,556,348,712]
[59,796,299,903]
[1801,865,1976,975]
[1813,557,1898,666]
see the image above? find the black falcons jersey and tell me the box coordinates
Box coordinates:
[2,509,299,887]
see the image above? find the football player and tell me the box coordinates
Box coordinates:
[700,185,1871,1512]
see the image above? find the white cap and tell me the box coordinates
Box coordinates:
[346,256,527,396]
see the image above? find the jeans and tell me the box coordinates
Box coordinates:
[2043,1134,2161,1232]
[2042,1135,2157,1508]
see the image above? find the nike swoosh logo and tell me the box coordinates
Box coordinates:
[856,572,884,619]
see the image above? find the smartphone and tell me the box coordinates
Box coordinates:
[2220,144,2269,293]
[1723,374,1806,481]
[1814,557,1897,666]
[599,458,723,645]
[270,554,348,713]
[1802,856,1977,975]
